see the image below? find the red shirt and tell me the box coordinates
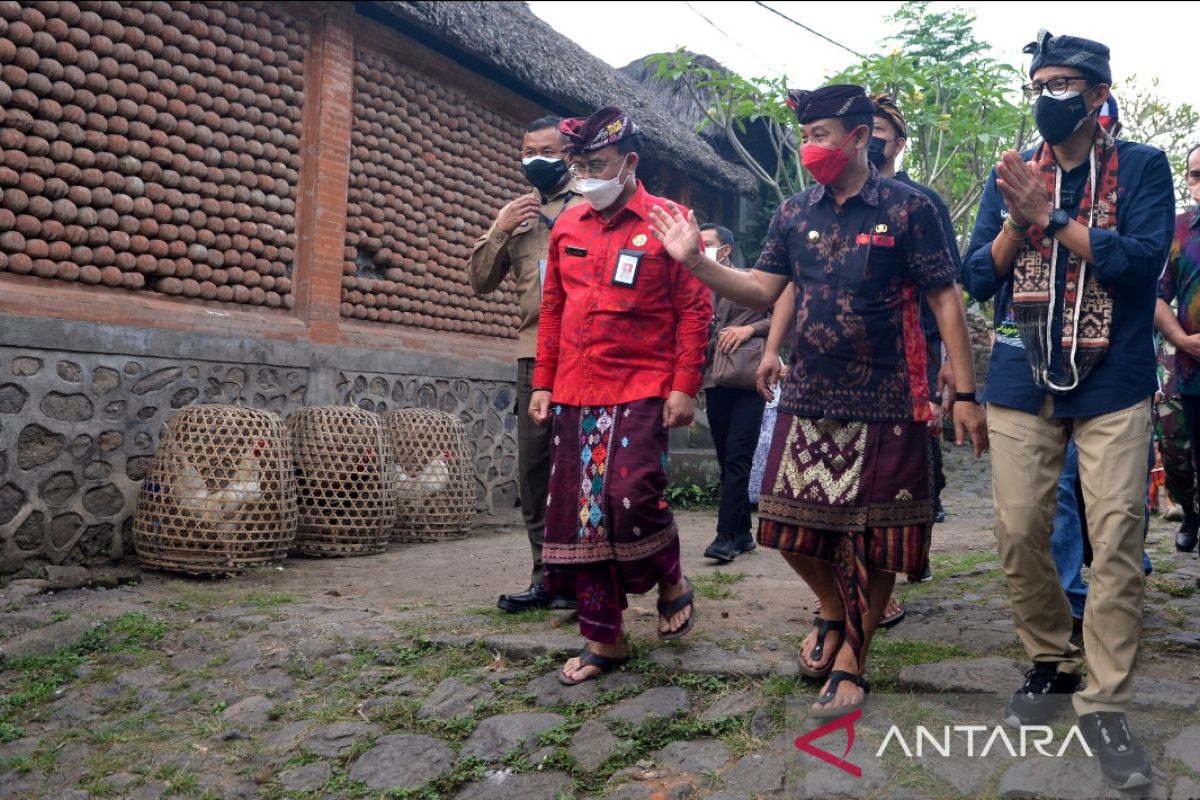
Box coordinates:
[534,181,712,406]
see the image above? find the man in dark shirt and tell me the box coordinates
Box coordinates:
[962,31,1174,790]
[868,92,963,553]
[651,84,986,720]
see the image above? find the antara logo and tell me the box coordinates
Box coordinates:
[795,710,1094,778]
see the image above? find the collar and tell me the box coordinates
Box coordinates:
[807,164,881,208]
[540,178,578,206]
[579,180,650,223]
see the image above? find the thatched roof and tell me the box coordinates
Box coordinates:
[371,1,758,195]
[619,52,781,175]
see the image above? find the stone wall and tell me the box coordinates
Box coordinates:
[0,316,518,577]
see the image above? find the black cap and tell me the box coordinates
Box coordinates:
[785,84,874,125]
[1024,29,1112,86]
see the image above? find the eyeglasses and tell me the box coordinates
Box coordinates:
[569,156,625,178]
[1021,77,1091,99]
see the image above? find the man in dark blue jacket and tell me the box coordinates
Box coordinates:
[962,30,1174,790]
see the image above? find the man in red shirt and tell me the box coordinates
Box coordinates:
[530,107,711,685]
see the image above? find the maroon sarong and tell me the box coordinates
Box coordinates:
[543,398,681,644]
[757,413,932,665]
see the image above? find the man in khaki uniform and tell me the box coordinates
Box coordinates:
[469,116,581,612]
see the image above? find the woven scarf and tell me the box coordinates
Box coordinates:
[1010,126,1119,393]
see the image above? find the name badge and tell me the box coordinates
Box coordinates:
[565,245,587,257]
[612,249,642,287]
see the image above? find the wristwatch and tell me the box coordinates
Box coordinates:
[1044,207,1071,237]
[954,391,979,404]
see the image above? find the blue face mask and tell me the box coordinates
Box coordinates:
[1033,91,1096,145]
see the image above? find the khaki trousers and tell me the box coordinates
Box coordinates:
[988,396,1150,715]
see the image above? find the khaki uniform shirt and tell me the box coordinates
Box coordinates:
[468,180,580,360]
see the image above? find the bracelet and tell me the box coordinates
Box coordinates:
[1004,216,1030,233]
[531,387,552,393]
[1000,225,1026,243]
[954,391,979,403]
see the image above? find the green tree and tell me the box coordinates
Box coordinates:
[646,50,807,207]
[828,2,1027,247]
[1114,75,1199,209]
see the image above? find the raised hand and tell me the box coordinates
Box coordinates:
[497,195,542,233]
[648,203,702,268]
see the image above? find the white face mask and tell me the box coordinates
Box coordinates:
[704,246,720,261]
[576,156,630,210]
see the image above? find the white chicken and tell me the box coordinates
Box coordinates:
[395,450,452,494]
[174,439,266,527]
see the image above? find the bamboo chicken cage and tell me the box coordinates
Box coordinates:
[133,405,296,574]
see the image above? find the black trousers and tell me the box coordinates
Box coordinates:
[516,358,552,585]
[705,386,766,539]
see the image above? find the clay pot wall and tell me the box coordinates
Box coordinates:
[0,0,307,309]
[341,48,523,337]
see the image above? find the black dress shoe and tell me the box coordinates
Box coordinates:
[734,533,757,554]
[497,583,552,613]
[703,533,738,563]
[549,595,577,611]
[1176,528,1198,553]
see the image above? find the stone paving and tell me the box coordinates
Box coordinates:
[2,448,1199,799]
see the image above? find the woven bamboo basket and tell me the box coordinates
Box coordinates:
[384,409,474,542]
[288,405,395,555]
[133,405,297,575]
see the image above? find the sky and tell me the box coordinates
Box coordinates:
[527,1,1195,110]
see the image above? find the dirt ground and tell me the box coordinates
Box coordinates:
[127,451,1001,643]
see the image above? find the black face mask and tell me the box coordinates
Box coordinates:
[521,157,568,193]
[867,136,890,168]
[1033,93,1096,146]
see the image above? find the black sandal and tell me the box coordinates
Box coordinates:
[657,577,696,641]
[809,670,871,720]
[798,618,845,679]
[558,646,631,686]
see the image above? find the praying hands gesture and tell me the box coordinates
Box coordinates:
[995,150,1052,229]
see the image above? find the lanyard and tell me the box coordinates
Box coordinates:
[538,191,575,231]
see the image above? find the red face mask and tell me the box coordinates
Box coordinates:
[801,128,861,186]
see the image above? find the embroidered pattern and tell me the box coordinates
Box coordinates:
[577,405,617,542]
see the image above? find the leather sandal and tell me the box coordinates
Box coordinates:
[657,577,696,641]
[798,618,845,679]
[879,597,906,629]
[809,670,871,720]
[558,645,631,686]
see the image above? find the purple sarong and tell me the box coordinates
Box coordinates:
[758,412,932,664]
[542,398,682,644]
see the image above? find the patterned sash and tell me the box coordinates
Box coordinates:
[1011,127,1120,393]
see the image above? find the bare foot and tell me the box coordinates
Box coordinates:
[657,577,693,637]
[882,596,903,622]
[560,640,630,684]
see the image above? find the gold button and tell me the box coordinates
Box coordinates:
[875,223,888,233]
[807,230,820,242]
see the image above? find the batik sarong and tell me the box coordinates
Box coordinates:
[757,412,932,664]
[543,398,682,644]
